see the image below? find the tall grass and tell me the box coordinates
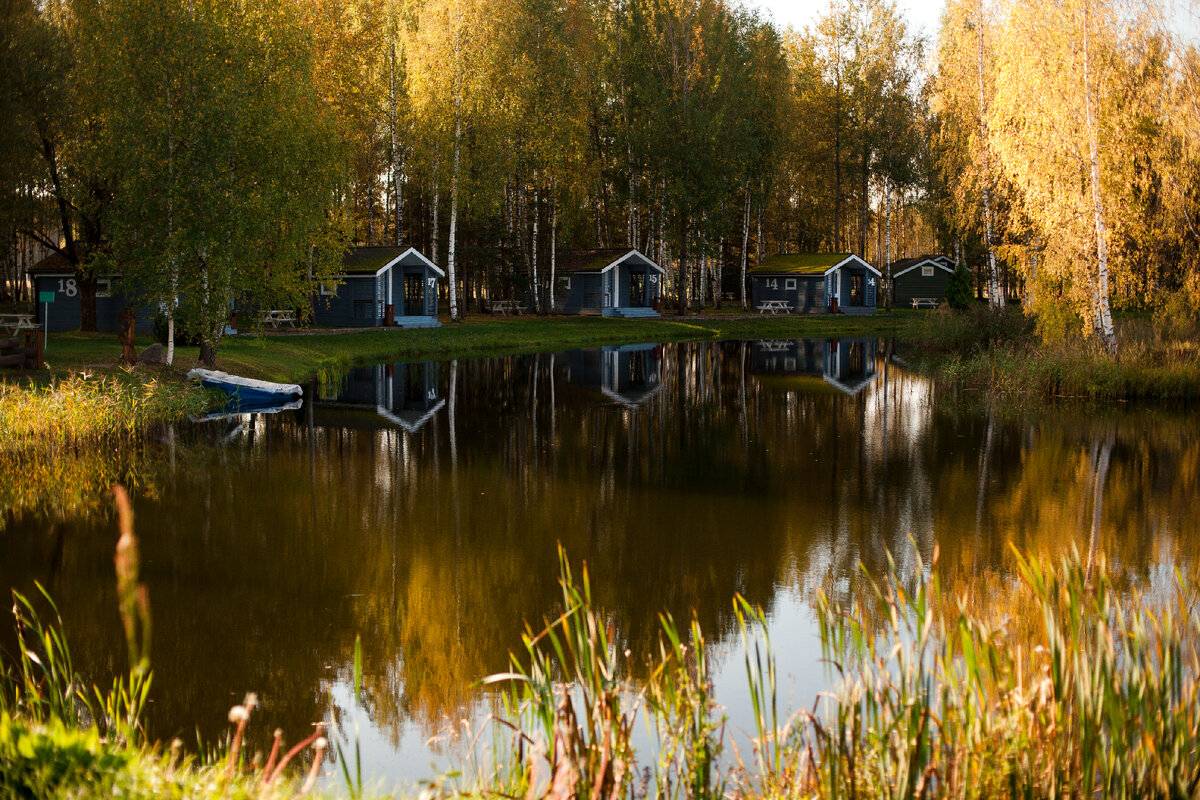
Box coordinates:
[909,307,1200,401]
[467,546,1200,800]
[5,529,1200,798]
[0,371,207,441]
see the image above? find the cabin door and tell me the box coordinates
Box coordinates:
[629,272,646,307]
[404,274,424,316]
[849,273,864,306]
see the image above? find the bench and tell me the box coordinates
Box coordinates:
[261,310,297,328]
[0,313,37,335]
[911,298,940,309]
[756,300,792,315]
[490,300,525,316]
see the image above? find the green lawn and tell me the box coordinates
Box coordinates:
[20,311,913,384]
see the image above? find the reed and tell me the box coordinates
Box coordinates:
[6,532,1200,799]
[0,371,207,442]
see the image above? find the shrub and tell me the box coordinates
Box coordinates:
[943,264,974,310]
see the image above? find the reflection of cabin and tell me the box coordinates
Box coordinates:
[888,254,957,307]
[555,249,665,318]
[750,253,880,314]
[749,337,878,396]
[28,249,154,333]
[311,361,444,432]
[564,343,663,406]
[314,247,443,329]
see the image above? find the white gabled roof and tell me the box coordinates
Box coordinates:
[601,249,667,275]
[824,254,882,278]
[892,257,954,279]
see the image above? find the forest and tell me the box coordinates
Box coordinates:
[1,0,1198,360]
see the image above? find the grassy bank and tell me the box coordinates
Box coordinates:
[907,307,1200,402]
[38,312,911,383]
[1,313,907,440]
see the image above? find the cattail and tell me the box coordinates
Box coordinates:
[299,737,328,795]
[259,729,284,788]
[225,698,254,779]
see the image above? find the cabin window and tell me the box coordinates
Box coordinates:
[785,278,797,290]
[96,279,112,298]
[319,283,335,296]
[564,276,571,290]
[921,266,934,277]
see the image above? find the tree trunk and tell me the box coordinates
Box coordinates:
[1082,2,1116,353]
[448,115,461,322]
[740,182,750,310]
[531,181,541,314]
[884,179,892,309]
[975,0,1004,310]
[391,40,404,246]
[677,216,689,315]
[550,181,557,315]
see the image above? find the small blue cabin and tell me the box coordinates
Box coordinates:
[564,343,663,407]
[887,254,958,308]
[750,337,878,396]
[555,248,665,318]
[311,361,444,432]
[28,250,154,333]
[313,246,443,328]
[750,253,880,314]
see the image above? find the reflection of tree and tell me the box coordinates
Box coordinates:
[4,344,1200,761]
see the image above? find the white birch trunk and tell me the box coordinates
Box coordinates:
[884,178,892,308]
[532,181,540,314]
[976,0,1004,309]
[449,115,461,322]
[431,165,440,265]
[550,180,557,315]
[740,181,750,310]
[391,40,404,247]
[1082,2,1116,353]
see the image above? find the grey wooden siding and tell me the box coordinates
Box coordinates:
[893,268,951,307]
[313,274,382,327]
[33,275,154,333]
[751,274,826,311]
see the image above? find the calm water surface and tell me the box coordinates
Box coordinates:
[3,338,1199,791]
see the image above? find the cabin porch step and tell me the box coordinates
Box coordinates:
[603,307,661,319]
[392,316,442,328]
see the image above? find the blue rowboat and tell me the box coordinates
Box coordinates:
[187,368,303,404]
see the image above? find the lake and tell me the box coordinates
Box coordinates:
[3,337,1199,792]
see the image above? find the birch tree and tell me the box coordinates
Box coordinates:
[90,0,346,365]
[989,0,1132,351]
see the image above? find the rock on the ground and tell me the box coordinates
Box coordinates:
[138,343,166,365]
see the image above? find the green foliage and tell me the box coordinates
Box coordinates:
[943,263,974,310]
[0,714,129,800]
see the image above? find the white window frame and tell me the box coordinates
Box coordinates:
[921,265,934,277]
[96,278,112,298]
[784,278,797,290]
[319,282,335,296]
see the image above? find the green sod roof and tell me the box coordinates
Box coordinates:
[341,246,409,274]
[750,253,855,275]
[556,248,635,274]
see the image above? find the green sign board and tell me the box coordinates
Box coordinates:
[39,291,54,303]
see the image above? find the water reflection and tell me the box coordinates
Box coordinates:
[2,339,1199,789]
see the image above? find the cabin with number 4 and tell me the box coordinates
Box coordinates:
[555,248,665,318]
[888,254,957,308]
[750,253,880,314]
[313,246,443,328]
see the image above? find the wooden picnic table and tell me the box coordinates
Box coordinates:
[0,313,37,335]
[756,299,792,315]
[911,297,939,309]
[261,310,297,328]
[490,300,526,316]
